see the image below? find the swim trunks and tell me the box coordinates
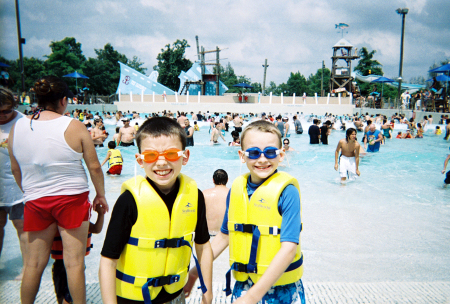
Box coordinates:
[234,127,242,132]
[24,191,91,231]
[232,278,305,304]
[0,203,24,220]
[339,155,358,180]
[94,144,104,148]
[119,142,135,147]
[445,171,450,184]
[107,165,122,175]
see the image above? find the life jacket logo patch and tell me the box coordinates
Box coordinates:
[183,202,195,213]
[254,197,271,210]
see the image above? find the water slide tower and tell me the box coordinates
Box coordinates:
[329,38,359,95]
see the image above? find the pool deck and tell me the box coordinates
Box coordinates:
[1,280,450,303]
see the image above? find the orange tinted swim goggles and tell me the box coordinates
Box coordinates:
[139,149,185,163]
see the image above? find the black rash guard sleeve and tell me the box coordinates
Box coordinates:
[194,190,210,244]
[101,191,137,259]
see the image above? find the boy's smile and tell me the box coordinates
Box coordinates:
[239,130,284,184]
[136,135,189,194]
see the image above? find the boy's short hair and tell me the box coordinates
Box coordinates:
[213,169,228,185]
[241,120,282,149]
[136,117,186,153]
[108,141,116,149]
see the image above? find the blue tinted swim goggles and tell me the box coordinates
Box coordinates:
[244,147,280,159]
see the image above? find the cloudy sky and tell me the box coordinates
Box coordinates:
[1,0,449,85]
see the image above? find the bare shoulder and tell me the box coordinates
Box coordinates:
[67,118,90,136]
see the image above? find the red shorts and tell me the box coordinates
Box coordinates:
[107,165,122,175]
[24,192,91,231]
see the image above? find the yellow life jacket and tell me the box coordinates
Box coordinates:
[108,149,123,167]
[116,174,198,302]
[436,129,442,135]
[194,125,200,131]
[79,113,84,121]
[228,172,303,287]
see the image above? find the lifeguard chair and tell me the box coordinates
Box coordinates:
[329,39,359,96]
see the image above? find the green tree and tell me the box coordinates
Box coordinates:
[217,62,238,91]
[45,37,86,78]
[154,39,192,91]
[354,47,383,76]
[307,67,331,96]
[285,71,308,96]
[82,43,128,95]
[128,56,147,74]
[354,47,384,96]
[0,56,46,93]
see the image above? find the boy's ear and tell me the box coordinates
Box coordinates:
[135,153,144,167]
[278,149,285,162]
[238,150,246,163]
[182,149,190,165]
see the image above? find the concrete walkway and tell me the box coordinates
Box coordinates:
[1,280,449,303]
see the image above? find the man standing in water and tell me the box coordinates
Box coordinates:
[117,117,136,146]
[335,128,361,182]
[91,119,107,148]
[211,122,226,144]
[308,119,320,144]
[202,169,229,236]
[184,119,194,147]
[364,124,383,152]
[233,114,243,133]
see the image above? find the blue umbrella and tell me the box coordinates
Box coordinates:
[233,82,253,89]
[0,62,10,68]
[428,63,450,73]
[370,76,394,97]
[426,74,450,82]
[63,71,89,91]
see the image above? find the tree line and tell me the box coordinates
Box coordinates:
[1,37,445,98]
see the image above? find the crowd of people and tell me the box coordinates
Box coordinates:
[2,75,450,304]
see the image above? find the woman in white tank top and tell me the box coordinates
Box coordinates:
[7,76,109,304]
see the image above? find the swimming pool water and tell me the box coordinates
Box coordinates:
[94,116,450,282]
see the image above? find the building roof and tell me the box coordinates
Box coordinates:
[333,38,353,48]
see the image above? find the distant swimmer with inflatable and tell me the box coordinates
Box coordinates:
[335,128,361,182]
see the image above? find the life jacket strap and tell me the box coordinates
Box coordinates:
[127,235,193,249]
[233,223,281,236]
[224,255,303,296]
[120,238,208,304]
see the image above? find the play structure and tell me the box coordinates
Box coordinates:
[116,61,228,97]
[329,38,360,95]
[354,72,426,93]
[116,62,175,95]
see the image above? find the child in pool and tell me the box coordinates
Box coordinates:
[186,120,305,304]
[100,141,123,175]
[99,117,213,304]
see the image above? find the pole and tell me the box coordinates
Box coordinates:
[321,60,324,97]
[15,0,25,93]
[201,46,205,95]
[216,46,220,96]
[397,11,407,103]
[195,36,201,61]
[262,59,268,95]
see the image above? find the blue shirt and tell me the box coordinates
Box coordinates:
[220,172,301,244]
[366,129,381,152]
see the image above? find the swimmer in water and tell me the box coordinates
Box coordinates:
[202,169,229,236]
[283,138,295,151]
[335,128,361,182]
[210,122,226,144]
